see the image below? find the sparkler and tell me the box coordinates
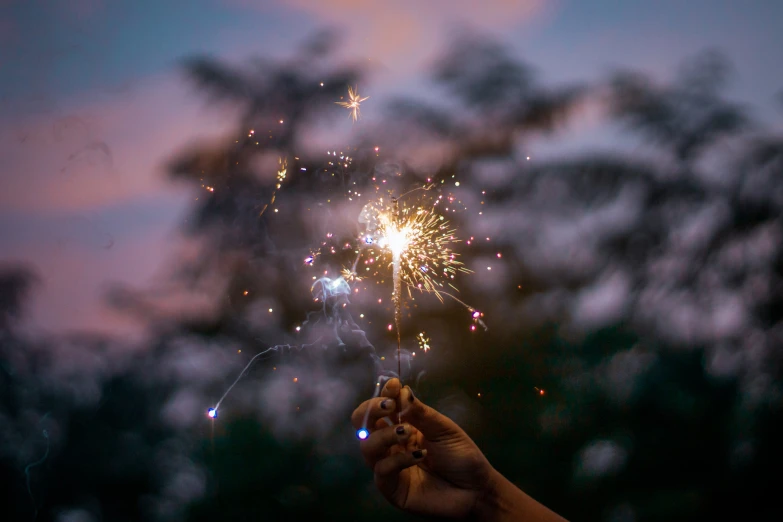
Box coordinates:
[353,193,475,379]
[335,86,369,122]
[208,153,486,428]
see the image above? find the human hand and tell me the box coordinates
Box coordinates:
[350,378,494,519]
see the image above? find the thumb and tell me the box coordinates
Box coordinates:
[399,385,460,441]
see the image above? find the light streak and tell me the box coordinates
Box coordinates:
[259,157,287,217]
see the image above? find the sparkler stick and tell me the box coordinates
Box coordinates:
[391,196,403,382]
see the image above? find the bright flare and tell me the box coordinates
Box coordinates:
[370,199,471,301]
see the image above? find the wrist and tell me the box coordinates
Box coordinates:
[473,468,567,522]
[473,468,509,522]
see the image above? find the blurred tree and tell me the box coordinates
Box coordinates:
[608,49,750,165]
[2,31,780,522]
[130,36,783,522]
[0,264,38,333]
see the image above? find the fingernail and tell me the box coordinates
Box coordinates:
[395,425,405,435]
[412,449,426,459]
[380,399,391,410]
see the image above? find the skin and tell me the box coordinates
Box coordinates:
[351,378,567,522]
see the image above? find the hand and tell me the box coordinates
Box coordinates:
[351,378,494,519]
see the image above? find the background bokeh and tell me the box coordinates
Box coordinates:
[1,2,782,521]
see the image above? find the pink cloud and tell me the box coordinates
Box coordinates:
[0,69,243,335]
[0,73,235,213]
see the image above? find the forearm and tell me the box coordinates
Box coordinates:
[474,469,567,522]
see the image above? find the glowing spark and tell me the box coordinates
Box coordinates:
[207,408,218,419]
[335,86,369,122]
[417,332,431,352]
[356,428,369,440]
[260,157,288,217]
[341,267,363,282]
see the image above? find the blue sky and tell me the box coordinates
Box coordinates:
[1,0,781,334]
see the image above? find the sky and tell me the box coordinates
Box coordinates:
[1,0,782,336]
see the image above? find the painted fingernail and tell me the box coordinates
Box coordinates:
[412,449,426,459]
[380,399,391,410]
[395,425,405,435]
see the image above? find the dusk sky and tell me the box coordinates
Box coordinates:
[2,0,782,335]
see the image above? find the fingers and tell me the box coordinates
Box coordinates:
[399,385,460,441]
[350,378,402,431]
[374,448,428,494]
[380,377,401,399]
[351,396,397,431]
[360,423,415,467]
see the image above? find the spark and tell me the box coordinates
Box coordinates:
[341,268,363,282]
[335,86,369,122]
[259,157,288,217]
[417,332,431,352]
